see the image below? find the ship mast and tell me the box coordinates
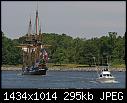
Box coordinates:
[35,3,43,42]
[17,3,49,69]
[28,16,32,35]
[26,16,32,41]
[36,7,39,35]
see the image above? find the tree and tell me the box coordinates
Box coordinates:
[2,32,125,66]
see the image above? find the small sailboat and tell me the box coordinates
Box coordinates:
[17,5,49,75]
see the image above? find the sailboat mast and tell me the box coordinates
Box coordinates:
[36,3,39,35]
[28,17,32,35]
[35,2,41,60]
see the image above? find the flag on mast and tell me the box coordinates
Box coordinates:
[43,49,48,63]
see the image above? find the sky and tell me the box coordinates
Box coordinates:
[1,1,126,39]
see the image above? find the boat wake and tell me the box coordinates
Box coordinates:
[96,80,119,84]
[100,80,119,83]
[113,80,119,83]
[89,80,98,83]
[89,80,119,84]
[17,73,22,76]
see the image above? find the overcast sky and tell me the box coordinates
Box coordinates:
[1,1,126,39]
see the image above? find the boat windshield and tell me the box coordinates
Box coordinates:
[110,74,112,77]
[107,74,110,76]
[101,74,112,77]
[100,74,102,77]
[103,74,107,76]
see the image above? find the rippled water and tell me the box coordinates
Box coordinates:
[1,70,126,88]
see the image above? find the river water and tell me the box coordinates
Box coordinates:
[1,70,126,88]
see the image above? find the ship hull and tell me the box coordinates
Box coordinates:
[22,67,48,75]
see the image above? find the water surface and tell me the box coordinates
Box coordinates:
[2,70,126,88]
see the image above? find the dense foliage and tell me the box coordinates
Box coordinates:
[2,32,22,65]
[2,32,125,66]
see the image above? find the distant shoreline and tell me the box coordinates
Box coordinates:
[1,66,126,72]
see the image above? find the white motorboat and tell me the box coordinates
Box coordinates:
[93,56,117,83]
[96,68,116,83]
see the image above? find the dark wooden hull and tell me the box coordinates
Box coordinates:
[22,67,48,75]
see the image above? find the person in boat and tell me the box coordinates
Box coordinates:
[104,67,108,71]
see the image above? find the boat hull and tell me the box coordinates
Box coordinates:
[96,77,116,83]
[22,67,48,75]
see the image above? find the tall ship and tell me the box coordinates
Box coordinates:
[17,7,48,75]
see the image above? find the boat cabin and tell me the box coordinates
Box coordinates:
[99,71,113,77]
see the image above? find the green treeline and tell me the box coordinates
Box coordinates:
[2,32,125,66]
[2,32,22,65]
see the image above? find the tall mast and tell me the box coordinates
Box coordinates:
[28,16,32,35]
[39,23,41,34]
[36,2,39,35]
